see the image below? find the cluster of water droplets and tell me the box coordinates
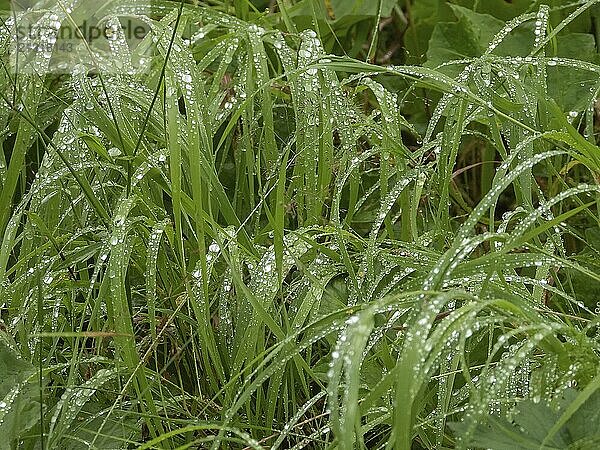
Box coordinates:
[9,8,65,74]
[533,6,550,47]
[326,310,373,443]
[218,267,235,357]
[0,381,30,431]
[47,368,116,445]
[101,16,142,75]
[212,39,240,123]
[290,251,340,329]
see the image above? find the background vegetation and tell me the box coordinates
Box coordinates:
[1,0,600,448]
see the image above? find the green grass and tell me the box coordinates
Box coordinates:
[1,0,600,448]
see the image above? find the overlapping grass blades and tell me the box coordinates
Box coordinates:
[0,0,599,448]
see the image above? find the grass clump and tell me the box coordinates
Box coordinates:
[0,0,600,448]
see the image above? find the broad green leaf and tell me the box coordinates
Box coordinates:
[453,388,600,449]
[0,332,40,450]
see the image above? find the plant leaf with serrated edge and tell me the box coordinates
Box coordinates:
[452,388,600,449]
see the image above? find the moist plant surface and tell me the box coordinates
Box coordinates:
[1,0,600,449]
